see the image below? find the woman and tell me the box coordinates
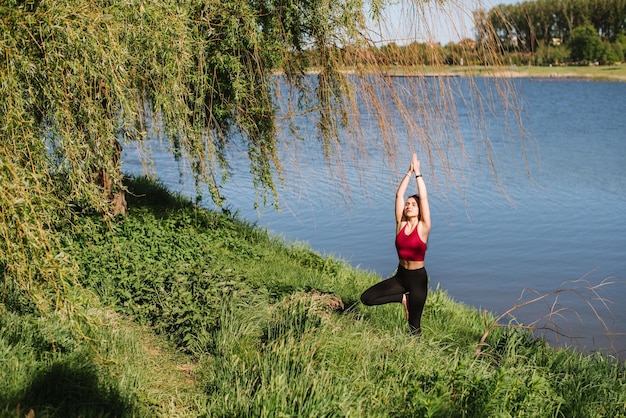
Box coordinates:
[360,152,431,335]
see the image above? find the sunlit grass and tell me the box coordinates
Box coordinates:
[2,177,625,417]
[440,63,626,80]
[0,305,204,417]
[503,63,626,80]
[368,63,626,81]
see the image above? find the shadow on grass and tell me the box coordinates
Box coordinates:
[124,175,195,211]
[2,357,132,418]
[122,175,241,230]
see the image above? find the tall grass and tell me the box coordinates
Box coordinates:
[0,303,204,417]
[4,177,622,417]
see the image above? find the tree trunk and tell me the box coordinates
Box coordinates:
[96,139,127,216]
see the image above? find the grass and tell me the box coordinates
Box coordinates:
[374,63,626,81]
[469,63,626,81]
[0,306,203,417]
[1,176,625,417]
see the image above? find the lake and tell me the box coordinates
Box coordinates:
[121,77,626,358]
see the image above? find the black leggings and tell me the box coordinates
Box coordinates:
[360,265,428,334]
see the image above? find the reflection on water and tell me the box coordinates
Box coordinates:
[122,78,626,358]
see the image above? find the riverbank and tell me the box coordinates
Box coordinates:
[2,176,624,416]
[381,63,626,81]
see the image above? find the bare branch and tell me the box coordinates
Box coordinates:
[475,275,625,356]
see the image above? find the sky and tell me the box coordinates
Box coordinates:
[367,0,519,45]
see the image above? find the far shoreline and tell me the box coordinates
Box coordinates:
[291,64,626,82]
[372,64,626,82]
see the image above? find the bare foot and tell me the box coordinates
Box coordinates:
[402,294,409,320]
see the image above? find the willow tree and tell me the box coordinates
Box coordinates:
[1,0,517,312]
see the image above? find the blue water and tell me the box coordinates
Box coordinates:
[122,78,626,357]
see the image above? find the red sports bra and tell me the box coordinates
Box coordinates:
[395,224,427,262]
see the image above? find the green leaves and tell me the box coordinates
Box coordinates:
[1,0,374,319]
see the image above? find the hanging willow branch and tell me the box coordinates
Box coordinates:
[1,0,521,313]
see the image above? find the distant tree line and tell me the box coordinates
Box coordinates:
[475,0,626,64]
[300,0,625,68]
[299,39,497,69]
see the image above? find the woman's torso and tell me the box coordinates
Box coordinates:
[395,222,427,270]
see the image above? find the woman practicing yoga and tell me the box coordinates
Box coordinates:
[360,152,431,334]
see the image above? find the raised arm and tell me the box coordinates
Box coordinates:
[395,166,413,225]
[412,153,431,239]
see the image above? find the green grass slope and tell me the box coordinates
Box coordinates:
[2,176,624,417]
